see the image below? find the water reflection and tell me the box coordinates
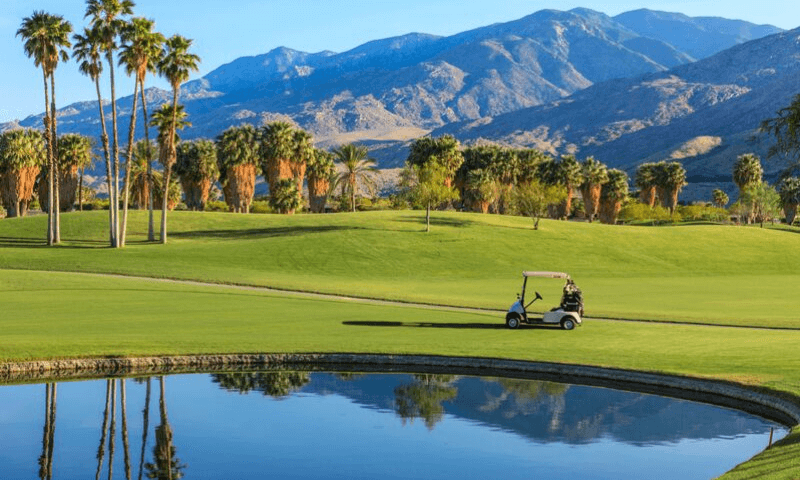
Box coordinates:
[4,371,784,479]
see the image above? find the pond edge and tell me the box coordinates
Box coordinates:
[2,353,799,426]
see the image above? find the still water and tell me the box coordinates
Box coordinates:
[0,372,786,479]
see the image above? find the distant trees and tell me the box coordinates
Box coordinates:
[306,149,335,213]
[401,162,459,232]
[38,134,94,213]
[740,182,781,228]
[712,189,729,209]
[332,143,378,213]
[579,157,608,222]
[174,139,217,211]
[216,125,258,214]
[0,129,45,218]
[599,169,629,225]
[513,180,566,230]
[778,177,800,225]
[654,161,687,213]
[634,163,658,207]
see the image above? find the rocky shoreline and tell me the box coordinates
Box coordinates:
[2,353,799,427]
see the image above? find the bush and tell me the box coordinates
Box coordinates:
[618,203,678,224]
[677,204,729,222]
[250,200,274,214]
[205,201,229,212]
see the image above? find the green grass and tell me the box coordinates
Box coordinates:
[2,211,800,478]
[2,269,800,479]
[1,210,799,327]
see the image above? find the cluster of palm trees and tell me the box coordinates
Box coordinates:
[444,140,630,224]
[720,153,800,226]
[16,1,200,247]
[633,161,688,214]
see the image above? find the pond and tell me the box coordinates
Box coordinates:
[0,372,787,479]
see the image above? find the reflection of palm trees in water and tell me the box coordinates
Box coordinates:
[394,374,458,430]
[479,379,569,431]
[211,371,310,398]
[144,376,185,480]
[137,378,151,480]
[95,380,112,480]
[38,383,57,480]
[92,379,136,480]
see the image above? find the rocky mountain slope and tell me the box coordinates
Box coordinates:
[433,25,800,200]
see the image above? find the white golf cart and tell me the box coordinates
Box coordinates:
[505,271,584,330]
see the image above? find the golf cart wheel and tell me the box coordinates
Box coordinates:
[561,317,576,331]
[506,314,521,329]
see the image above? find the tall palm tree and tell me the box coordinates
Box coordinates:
[0,129,45,218]
[291,129,314,202]
[17,11,72,244]
[157,34,200,243]
[456,145,495,209]
[635,162,658,207]
[599,169,629,225]
[259,121,296,196]
[145,377,185,479]
[711,188,729,209]
[39,134,93,213]
[579,157,608,222]
[332,143,377,212]
[216,125,259,213]
[119,17,165,246]
[74,25,115,244]
[654,161,687,213]
[175,139,218,211]
[306,148,336,213]
[778,177,800,225]
[732,153,763,224]
[86,0,135,248]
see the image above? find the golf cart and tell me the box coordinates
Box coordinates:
[505,271,584,330]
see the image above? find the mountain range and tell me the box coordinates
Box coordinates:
[1,8,791,200]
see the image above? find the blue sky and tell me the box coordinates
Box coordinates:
[2,0,799,123]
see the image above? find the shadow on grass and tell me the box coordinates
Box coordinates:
[395,215,475,228]
[170,225,365,240]
[0,236,110,249]
[343,320,561,330]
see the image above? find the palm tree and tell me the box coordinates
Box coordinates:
[732,153,763,224]
[488,148,519,214]
[259,121,296,196]
[216,125,259,213]
[466,168,499,214]
[712,188,729,209]
[778,177,800,225]
[175,139,218,211]
[17,11,72,244]
[635,162,658,207]
[73,25,115,244]
[599,169,629,224]
[150,104,189,214]
[39,134,93,213]
[654,161,687,213]
[269,178,301,214]
[332,143,377,212]
[306,148,336,213]
[156,34,200,243]
[456,145,495,209]
[86,0,135,248]
[579,157,608,222]
[119,17,165,246]
[291,129,315,206]
[0,129,45,218]
[128,140,154,209]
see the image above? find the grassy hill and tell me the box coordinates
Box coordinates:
[1,210,799,327]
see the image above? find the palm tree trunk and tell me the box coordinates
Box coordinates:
[39,384,51,480]
[47,383,57,480]
[93,74,115,247]
[108,379,117,480]
[161,92,180,244]
[140,84,155,242]
[50,73,61,244]
[108,54,121,248]
[96,380,112,480]
[121,380,132,480]
[138,378,151,480]
[121,78,140,247]
[42,69,54,245]
[350,176,356,212]
[79,167,84,211]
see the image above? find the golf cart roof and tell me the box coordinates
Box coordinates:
[522,271,571,279]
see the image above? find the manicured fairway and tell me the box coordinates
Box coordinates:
[1,269,799,479]
[1,210,799,327]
